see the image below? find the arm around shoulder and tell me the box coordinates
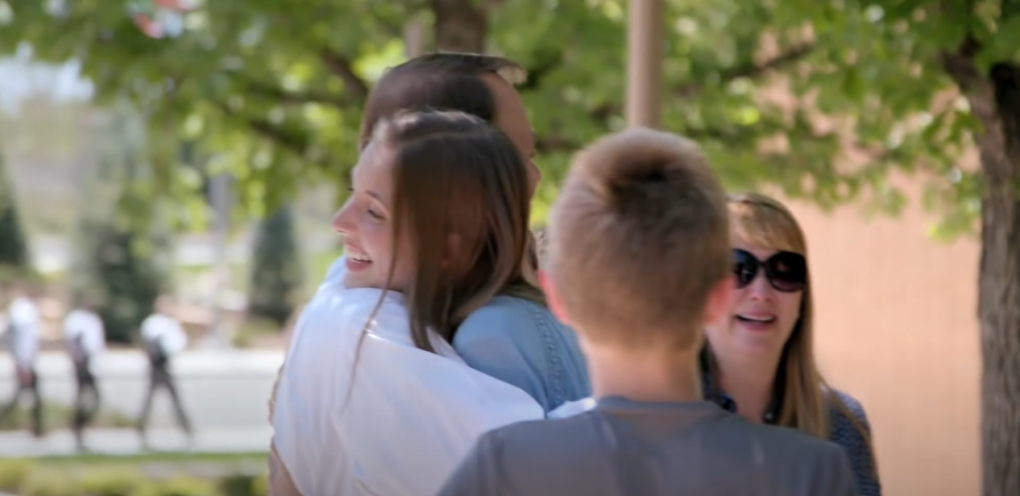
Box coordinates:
[831,390,882,496]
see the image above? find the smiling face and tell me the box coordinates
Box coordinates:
[706,239,804,359]
[705,196,811,362]
[331,141,415,292]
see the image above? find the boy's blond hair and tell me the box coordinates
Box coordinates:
[545,129,730,349]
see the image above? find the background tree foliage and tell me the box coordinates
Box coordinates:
[4,0,1020,493]
[247,203,303,327]
[67,106,173,343]
[0,152,30,281]
[0,0,933,221]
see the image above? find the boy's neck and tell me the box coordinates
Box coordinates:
[585,342,702,403]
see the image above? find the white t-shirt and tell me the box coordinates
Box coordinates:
[140,313,188,356]
[5,297,40,368]
[273,268,545,496]
[62,309,106,359]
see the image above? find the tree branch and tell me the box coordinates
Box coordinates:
[318,48,370,99]
[536,121,755,154]
[940,35,983,91]
[674,42,817,97]
[235,75,353,107]
[214,102,311,157]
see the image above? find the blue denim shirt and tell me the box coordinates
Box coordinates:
[453,295,591,413]
[702,371,881,496]
[321,257,590,413]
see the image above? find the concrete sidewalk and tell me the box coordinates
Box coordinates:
[0,427,272,458]
[0,349,285,381]
[0,350,283,458]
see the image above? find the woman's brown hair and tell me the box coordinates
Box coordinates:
[368,109,536,352]
[358,53,544,304]
[702,192,872,446]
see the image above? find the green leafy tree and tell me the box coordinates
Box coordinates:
[0,152,30,280]
[5,0,1020,492]
[247,203,304,327]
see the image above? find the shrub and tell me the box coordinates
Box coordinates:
[18,470,75,496]
[79,468,147,496]
[0,458,33,492]
[133,476,217,496]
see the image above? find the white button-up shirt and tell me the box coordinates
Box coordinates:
[140,313,188,356]
[6,297,40,370]
[273,264,544,496]
[63,309,106,360]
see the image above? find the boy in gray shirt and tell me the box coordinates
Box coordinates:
[435,129,858,496]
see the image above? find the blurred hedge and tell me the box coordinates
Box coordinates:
[0,459,267,496]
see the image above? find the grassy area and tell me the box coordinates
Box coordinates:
[34,451,268,465]
[0,452,269,496]
[0,402,135,433]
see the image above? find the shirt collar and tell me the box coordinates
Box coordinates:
[700,360,782,425]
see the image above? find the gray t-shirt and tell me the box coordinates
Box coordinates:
[435,397,858,496]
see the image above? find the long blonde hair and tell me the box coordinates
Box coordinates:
[705,192,870,444]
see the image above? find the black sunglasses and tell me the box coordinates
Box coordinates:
[732,248,807,293]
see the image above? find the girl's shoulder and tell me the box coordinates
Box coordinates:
[827,388,871,431]
[458,296,551,336]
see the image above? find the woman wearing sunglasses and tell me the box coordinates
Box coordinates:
[701,192,881,496]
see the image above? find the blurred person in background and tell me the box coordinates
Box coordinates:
[137,294,193,449]
[701,192,881,495]
[0,280,44,438]
[62,296,106,452]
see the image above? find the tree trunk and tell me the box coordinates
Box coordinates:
[979,62,1020,496]
[947,52,1020,496]
[431,0,487,53]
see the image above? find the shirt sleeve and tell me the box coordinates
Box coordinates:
[268,439,304,496]
[140,316,155,341]
[168,318,189,353]
[454,305,552,412]
[830,391,882,496]
[86,316,106,355]
[434,432,505,496]
[62,313,77,341]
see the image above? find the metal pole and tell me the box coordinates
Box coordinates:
[206,171,232,348]
[625,0,665,128]
[404,12,427,58]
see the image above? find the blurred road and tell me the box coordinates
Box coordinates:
[0,349,284,457]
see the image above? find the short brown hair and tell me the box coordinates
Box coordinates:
[359,52,526,149]
[545,129,730,349]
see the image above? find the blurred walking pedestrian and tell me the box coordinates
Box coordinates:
[0,280,44,438]
[62,297,106,451]
[137,294,192,448]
